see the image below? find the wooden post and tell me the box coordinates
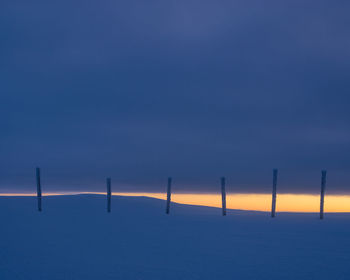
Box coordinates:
[36,167,42,212]
[221,177,226,216]
[271,169,278,218]
[107,177,111,213]
[166,177,172,214]
[320,170,327,220]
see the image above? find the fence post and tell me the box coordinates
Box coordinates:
[271,169,278,218]
[166,177,172,214]
[36,167,42,212]
[221,177,226,216]
[107,178,111,213]
[320,170,327,220]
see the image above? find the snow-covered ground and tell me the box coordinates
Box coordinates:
[1,194,350,280]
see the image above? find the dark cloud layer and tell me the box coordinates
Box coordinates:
[1,1,350,193]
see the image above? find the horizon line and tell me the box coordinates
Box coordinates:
[2,192,350,213]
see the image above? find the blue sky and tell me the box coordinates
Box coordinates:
[1,0,350,193]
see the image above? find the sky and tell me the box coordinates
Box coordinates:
[1,0,350,194]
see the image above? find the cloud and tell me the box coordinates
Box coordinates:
[1,0,350,193]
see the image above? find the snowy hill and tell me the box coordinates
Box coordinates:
[1,195,350,279]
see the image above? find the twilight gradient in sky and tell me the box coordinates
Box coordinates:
[1,1,350,193]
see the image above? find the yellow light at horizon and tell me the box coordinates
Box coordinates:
[1,192,350,213]
[114,193,350,213]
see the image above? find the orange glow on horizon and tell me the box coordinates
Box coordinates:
[1,192,350,213]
